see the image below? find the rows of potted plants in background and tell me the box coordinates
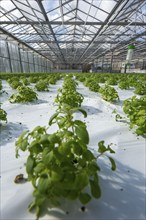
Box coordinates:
[7,74,62,103]
[0,73,62,123]
[118,96,146,136]
[75,72,146,95]
[75,73,146,136]
[0,79,7,123]
[0,72,145,136]
[15,75,116,219]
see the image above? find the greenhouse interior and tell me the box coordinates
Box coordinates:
[0,0,146,220]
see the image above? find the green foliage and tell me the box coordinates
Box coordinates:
[134,82,146,95]
[15,75,116,219]
[48,78,57,84]
[0,80,2,91]
[28,76,39,83]
[113,110,123,122]
[106,77,118,85]
[55,77,84,108]
[0,106,7,123]
[75,75,85,82]
[16,105,116,219]
[123,96,146,136]
[55,89,83,108]
[99,85,120,102]
[20,76,30,86]
[84,78,94,87]
[35,80,49,91]
[47,75,62,84]
[127,75,138,87]
[97,76,107,83]
[118,81,130,90]
[8,80,23,89]
[9,86,38,103]
[86,81,100,92]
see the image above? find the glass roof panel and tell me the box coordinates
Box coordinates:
[0,0,15,11]
[14,1,33,14]
[95,10,109,22]
[43,0,60,12]
[47,10,60,21]
[78,1,91,14]
[99,0,116,13]
[21,11,38,21]
[0,0,145,64]
[10,9,23,19]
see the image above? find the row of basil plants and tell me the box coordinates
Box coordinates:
[75,73,146,95]
[0,79,7,122]
[75,74,146,136]
[0,74,62,122]
[15,75,116,219]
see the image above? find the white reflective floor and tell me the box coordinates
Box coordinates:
[1,79,145,220]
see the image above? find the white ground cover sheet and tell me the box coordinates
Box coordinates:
[0,79,145,220]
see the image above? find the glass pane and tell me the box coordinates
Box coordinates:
[0,40,8,58]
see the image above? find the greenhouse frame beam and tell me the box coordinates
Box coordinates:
[78,0,133,62]
[0,27,55,64]
[25,40,142,44]
[83,0,109,15]
[9,33,146,37]
[73,0,79,38]
[0,0,145,65]
[45,0,74,15]
[35,0,66,64]
[9,0,63,62]
[59,0,64,24]
[90,30,146,61]
[116,0,145,18]
[1,21,146,26]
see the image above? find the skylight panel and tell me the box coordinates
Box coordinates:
[0,15,10,21]
[43,0,59,12]
[94,10,108,22]
[10,9,23,19]
[21,11,38,21]
[99,0,116,13]
[47,11,60,21]
[78,0,91,14]
[1,0,15,11]
[77,10,88,21]
[14,1,33,15]
[33,11,45,21]
[27,0,42,13]
[89,6,101,19]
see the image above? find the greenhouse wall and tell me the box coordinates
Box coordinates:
[0,40,52,73]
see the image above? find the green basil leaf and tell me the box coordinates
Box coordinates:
[58,142,71,155]
[108,145,115,154]
[75,172,89,190]
[88,160,100,173]
[74,120,86,127]
[109,157,116,171]
[37,177,50,193]
[90,179,101,198]
[79,193,91,204]
[75,125,89,144]
[20,139,28,151]
[98,140,107,153]
[73,142,82,155]
[43,151,54,166]
[34,163,45,174]
[67,190,79,200]
[82,150,95,161]
[26,155,35,174]
[48,112,59,125]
